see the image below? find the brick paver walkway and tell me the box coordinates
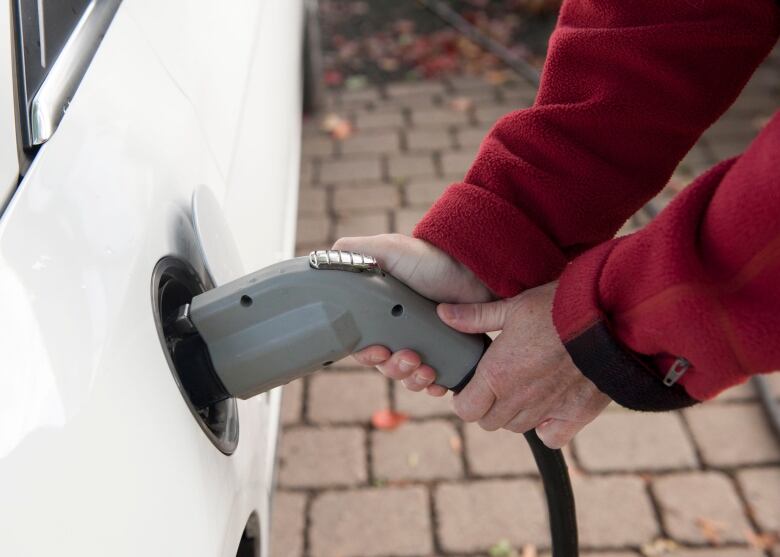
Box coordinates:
[272,50,780,557]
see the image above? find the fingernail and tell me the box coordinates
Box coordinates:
[399,359,415,372]
[413,372,428,385]
[369,353,385,364]
[439,304,459,320]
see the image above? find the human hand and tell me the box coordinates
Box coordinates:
[439,282,611,448]
[332,234,493,396]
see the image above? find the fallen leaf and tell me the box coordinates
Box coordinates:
[695,517,727,546]
[323,69,343,88]
[640,537,678,556]
[406,452,419,468]
[321,113,354,140]
[450,96,475,112]
[345,74,368,91]
[745,529,779,550]
[449,435,463,453]
[371,409,408,430]
[488,539,517,557]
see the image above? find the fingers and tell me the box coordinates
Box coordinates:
[535,418,581,449]
[426,384,447,397]
[401,364,436,392]
[438,299,509,333]
[376,349,421,380]
[332,234,405,273]
[452,370,496,422]
[352,345,391,367]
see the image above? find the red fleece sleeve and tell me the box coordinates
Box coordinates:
[554,114,780,408]
[413,0,780,298]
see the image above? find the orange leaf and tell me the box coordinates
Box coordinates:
[371,409,408,430]
[695,517,726,545]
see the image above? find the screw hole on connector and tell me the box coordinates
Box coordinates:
[240,295,253,307]
[391,304,404,317]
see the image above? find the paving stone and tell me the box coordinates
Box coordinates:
[666,550,764,557]
[737,467,780,533]
[339,87,380,105]
[354,109,405,130]
[386,81,446,99]
[456,126,492,148]
[270,491,306,557]
[475,105,515,126]
[297,187,327,215]
[332,185,400,213]
[435,479,548,552]
[413,107,470,126]
[406,128,454,151]
[334,212,390,238]
[387,154,436,179]
[574,410,697,472]
[299,159,315,185]
[395,208,428,235]
[573,475,659,548]
[372,420,463,481]
[714,380,756,402]
[319,157,382,184]
[464,422,539,476]
[278,427,366,488]
[303,135,335,157]
[339,130,400,156]
[280,379,303,425]
[684,403,780,467]
[309,487,432,557]
[441,151,475,176]
[500,91,535,108]
[295,216,330,245]
[652,471,752,544]
[308,370,389,424]
[394,384,453,418]
[404,175,454,206]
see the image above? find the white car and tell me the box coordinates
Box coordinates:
[0,1,313,554]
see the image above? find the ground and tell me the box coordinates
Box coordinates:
[270,45,780,557]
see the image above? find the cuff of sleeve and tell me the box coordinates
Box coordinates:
[552,239,698,411]
[413,182,568,298]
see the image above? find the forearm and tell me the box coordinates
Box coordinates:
[415,0,780,298]
[553,113,780,409]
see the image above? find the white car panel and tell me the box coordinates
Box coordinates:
[0,1,302,554]
[0,1,20,210]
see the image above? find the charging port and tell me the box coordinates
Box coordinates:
[152,256,239,454]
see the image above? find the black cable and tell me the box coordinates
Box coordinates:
[454,336,579,556]
[524,430,579,557]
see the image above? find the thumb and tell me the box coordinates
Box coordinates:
[437,299,509,333]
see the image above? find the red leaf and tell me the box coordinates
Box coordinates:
[371,409,408,430]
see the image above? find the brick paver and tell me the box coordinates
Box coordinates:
[736,467,780,533]
[435,479,549,552]
[278,427,366,488]
[372,420,463,481]
[309,487,432,557]
[573,476,659,548]
[273,44,780,557]
[653,472,752,544]
[574,410,698,472]
[684,403,780,467]
[270,492,306,557]
[464,423,539,476]
[308,370,389,424]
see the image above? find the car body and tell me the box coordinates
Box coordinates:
[0,0,305,554]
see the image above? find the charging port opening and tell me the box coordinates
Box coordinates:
[152,256,239,454]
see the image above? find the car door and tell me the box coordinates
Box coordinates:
[0,1,304,555]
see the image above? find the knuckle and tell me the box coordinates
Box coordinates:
[477,417,501,432]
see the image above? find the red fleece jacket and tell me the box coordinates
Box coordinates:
[413,0,780,410]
